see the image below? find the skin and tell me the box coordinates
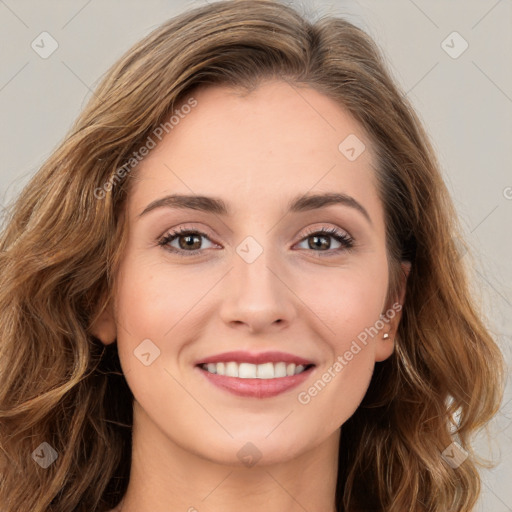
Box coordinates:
[93,79,410,512]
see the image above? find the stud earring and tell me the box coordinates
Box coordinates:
[383,332,390,340]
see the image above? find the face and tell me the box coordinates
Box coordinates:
[94,80,407,466]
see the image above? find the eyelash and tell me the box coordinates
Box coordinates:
[158,225,355,258]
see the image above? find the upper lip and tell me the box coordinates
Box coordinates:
[196,350,315,366]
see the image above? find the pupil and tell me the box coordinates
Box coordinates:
[310,235,329,250]
[180,234,200,250]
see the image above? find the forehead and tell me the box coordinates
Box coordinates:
[128,80,382,222]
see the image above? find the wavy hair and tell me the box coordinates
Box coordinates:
[0,1,505,510]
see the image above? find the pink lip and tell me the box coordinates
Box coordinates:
[196,365,315,398]
[195,350,315,366]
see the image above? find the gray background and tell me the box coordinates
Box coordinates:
[0,0,511,509]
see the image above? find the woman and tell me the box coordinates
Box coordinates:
[0,1,505,511]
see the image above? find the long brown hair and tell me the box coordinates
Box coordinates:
[0,1,505,510]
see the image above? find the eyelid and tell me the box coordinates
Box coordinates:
[300,223,352,239]
[158,224,219,250]
[159,222,352,242]
[158,223,217,242]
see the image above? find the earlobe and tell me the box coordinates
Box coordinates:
[89,302,117,345]
[375,329,395,362]
[375,260,412,362]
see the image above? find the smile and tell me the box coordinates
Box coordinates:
[194,350,317,398]
[199,361,313,379]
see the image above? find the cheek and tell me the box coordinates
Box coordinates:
[114,253,200,341]
[112,255,204,423]
[112,255,189,384]
[292,257,389,346]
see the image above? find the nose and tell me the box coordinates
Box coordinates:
[218,247,297,334]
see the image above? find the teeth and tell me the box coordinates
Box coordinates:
[274,362,287,377]
[225,362,238,377]
[201,361,310,379]
[238,362,256,378]
[295,364,305,375]
[257,362,274,379]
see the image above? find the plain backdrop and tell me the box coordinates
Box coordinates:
[0,1,511,510]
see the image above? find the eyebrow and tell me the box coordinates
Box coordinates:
[138,192,372,225]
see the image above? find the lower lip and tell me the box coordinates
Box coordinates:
[196,365,315,398]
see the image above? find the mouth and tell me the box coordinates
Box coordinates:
[194,351,316,398]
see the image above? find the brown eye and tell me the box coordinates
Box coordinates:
[177,233,202,250]
[306,233,333,250]
[295,227,354,254]
[159,229,216,255]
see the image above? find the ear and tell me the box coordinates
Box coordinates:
[89,301,117,345]
[374,260,411,362]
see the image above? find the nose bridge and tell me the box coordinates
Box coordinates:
[219,235,296,332]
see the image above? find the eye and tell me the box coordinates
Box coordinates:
[294,226,354,255]
[158,225,355,257]
[158,227,217,255]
